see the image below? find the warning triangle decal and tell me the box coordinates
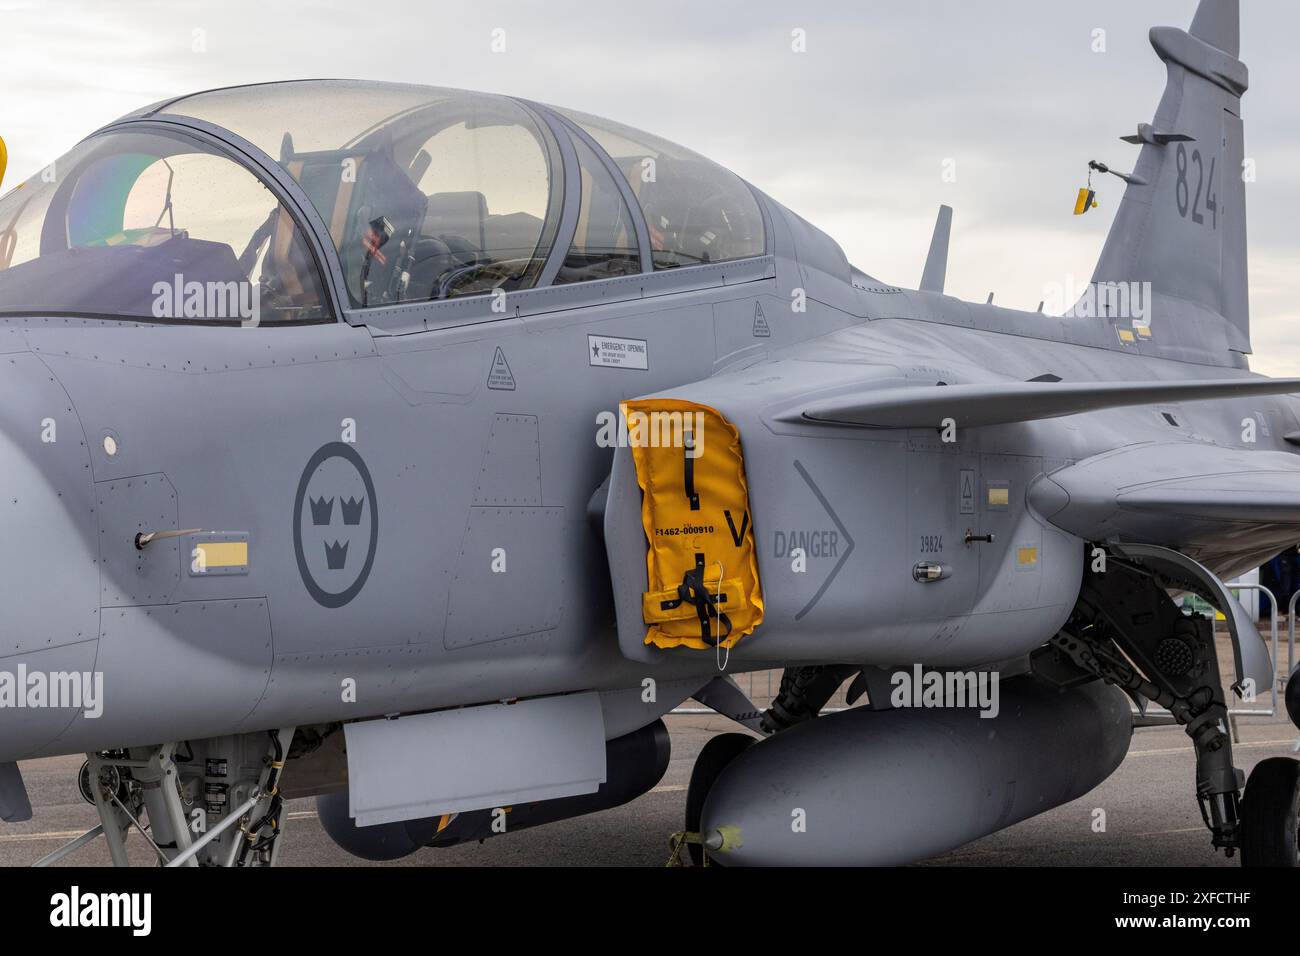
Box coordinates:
[487,347,516,390]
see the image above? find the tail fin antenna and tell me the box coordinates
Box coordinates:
[919,204,952,294]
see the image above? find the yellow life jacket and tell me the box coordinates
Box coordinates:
[622,398,764,650]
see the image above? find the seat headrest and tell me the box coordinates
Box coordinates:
[423,191,488,249]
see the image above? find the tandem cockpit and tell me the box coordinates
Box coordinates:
[0,80,768,326]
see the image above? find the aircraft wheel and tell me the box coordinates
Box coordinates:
[685,732,754,866]
[1285,666,1300,731]
[1239,757,1300,867]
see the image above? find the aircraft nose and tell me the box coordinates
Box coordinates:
[0,356,100,762]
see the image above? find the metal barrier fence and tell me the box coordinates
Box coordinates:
[1287,588,1300,680]
[1226,583,1286,711]
[671,583,1295,719]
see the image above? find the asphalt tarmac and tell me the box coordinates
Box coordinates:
[2,708,1296,867]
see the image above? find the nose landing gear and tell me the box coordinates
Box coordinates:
[36,728,295,867]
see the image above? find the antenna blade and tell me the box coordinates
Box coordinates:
[918,204,952,294]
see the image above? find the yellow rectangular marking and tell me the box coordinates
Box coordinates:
[1017,546,1039,566]
[987,487,1009,507]
[196,541,248,568]
[1117,328,1135,343]
[1135,324,1152,339]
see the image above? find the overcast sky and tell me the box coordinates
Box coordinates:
[1,0,1296,372]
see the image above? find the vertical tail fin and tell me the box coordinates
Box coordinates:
[1091,0,1250,356]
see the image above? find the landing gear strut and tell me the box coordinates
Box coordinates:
[1049,548,1300,865]
[36,728,295,867]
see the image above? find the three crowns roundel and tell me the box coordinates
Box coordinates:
[293,442,378,608]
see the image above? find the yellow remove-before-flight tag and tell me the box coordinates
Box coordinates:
[624,398,764,650]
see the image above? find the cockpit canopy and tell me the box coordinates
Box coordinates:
[0,80,766,322]
[0,128,330,323]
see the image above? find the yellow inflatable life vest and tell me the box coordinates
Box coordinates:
[622,398,764,650]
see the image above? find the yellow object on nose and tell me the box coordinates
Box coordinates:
[0,135,7,191]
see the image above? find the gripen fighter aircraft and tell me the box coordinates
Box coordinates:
[0,0,1298,869]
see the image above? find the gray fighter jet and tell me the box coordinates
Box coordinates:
[0,0,1298,868]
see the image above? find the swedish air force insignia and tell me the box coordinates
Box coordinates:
[293,442,378,608]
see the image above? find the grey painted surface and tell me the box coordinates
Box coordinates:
[344,692,606,827]
[0,0,1288,862]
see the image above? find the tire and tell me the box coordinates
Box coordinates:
[685,732,755,866]
[1285,666,1300,731]
[1240,757,1300,867]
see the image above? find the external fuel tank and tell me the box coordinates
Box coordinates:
[701,675,1132,866]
